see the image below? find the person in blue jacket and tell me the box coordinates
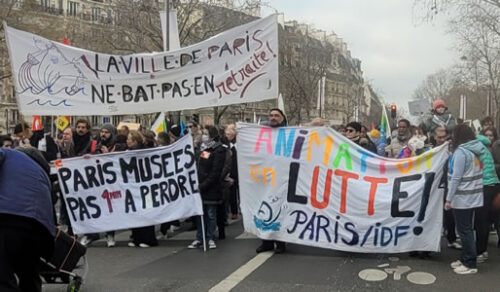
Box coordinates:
[0,147,55,292]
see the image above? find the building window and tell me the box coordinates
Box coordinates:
[40,0,50,8]
[92,7,101,23]
[69,1,78,16]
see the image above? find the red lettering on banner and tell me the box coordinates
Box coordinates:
[363,176,389,216]
[334,170,359,214]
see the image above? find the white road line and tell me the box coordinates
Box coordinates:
[209,251,274,292]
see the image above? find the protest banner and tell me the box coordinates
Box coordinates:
[237,123,449,253]
[3,14,278,116]
[54,135,202,234]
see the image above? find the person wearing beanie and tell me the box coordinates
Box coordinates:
[424,99,456,134]
[93,123,117,153]
[369,129,387,156]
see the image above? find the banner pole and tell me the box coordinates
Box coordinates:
[200,214,207,252]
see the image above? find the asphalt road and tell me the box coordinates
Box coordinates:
[43,218,500,292]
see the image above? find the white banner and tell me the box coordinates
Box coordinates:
[4,15,278,115]
[237,123,448,253]
[55,135,203,234]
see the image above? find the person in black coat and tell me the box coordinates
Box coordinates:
[345,122,377,154]
[188,126,226,249]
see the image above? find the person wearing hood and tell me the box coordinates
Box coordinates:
[255,108,288,254]
[93,123,117,154]
[187,125,226,250]
[0,147,55,291]
[73,119,92,156]
[445,124,483,275]
[474,133,500,262]
[385,119,412,158]
[424,99,457,134]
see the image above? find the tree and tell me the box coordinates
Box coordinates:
[412,69,455,102]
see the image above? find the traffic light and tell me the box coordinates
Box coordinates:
[390,105,397,119]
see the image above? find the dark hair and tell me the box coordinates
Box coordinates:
[0,135,13,145]
[346,122,362,132]
[452,124,476,150]
[205,125,220,141]
[433,125,448,135]
[336,125,346,131]
[398,119,410,128]
[269,108,287,126]
[157,132,170,146]
[75,119,91,130]
[481,116,494,127]
[481,126,498,142]
[13,122,30,134]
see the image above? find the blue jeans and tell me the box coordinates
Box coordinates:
[453,208,477,268]
[196,204,217,242]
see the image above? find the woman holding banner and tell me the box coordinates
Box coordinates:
[127,131,158,248]
[445,124,484,275]
[188,126,226,250]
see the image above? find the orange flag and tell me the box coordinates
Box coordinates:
[32,116,43,131]
[62,36,70,46]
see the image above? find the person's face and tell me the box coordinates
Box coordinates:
[434,130,448,146]
[226,131,236,142]
[346,127,359,139]
[484,130,495,144]
[126,134,137,148]
[339,128,347,136]
[398,122,409,136]
[62,128,72,142]
[76,123,89,136]
[360,127,367,138]
[269,110,284,127]
[2,140,13,148]
[484,121,493,128]
[100,129,111,141]
[436,106,446,114]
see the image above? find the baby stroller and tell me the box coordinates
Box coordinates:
[40,229,88,292]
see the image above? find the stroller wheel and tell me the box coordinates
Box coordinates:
[66,277,82,292]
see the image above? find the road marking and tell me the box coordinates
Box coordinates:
[358,269,388,281]
[235,232,258,239]
[407,272,436,285]
[209,251,274,292]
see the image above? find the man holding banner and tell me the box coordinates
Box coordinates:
[255,108,288,254]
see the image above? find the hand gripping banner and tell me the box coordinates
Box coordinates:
[4,15,278,115]
[237,123,449,253]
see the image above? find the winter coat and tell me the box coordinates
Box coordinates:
[371,138,387,157]
[197,141,226,203]
[474,135,500,185]
[447,140,484,209]
[490,140,500,177]
[0,149,55,236]
[423,111,456,134]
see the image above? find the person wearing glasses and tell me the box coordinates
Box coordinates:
[385,119,412,158]
[345,122,377,154]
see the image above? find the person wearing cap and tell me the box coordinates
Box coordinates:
[424,99,456,134]
[0,147,55,291]
[369,128,387,156]
[256,108,288,254]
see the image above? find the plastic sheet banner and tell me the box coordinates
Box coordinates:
[55,135,202,234]
[237,123,449,253]
[3,14,278,115]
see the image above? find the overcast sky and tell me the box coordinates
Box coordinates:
[261,0,458,109]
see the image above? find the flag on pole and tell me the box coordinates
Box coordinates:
[32,116,43,131]
[180,121,186,137]
[380,107,391,143]
[55,116,70,131]
[62,36,70,45]
[278,93,285,114]
[151,112,167,134]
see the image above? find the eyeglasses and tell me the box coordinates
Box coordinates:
[346,128,355,133]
